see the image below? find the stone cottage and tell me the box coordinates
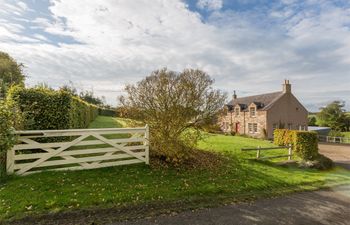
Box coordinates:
[220,80,308,139]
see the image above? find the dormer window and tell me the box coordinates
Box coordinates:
[235,107,240,116]
[250,106,256,117]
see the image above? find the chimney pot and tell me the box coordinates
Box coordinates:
[283,80,291,93]
[233,90,237,99]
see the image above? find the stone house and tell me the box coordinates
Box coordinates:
[220,80,308,139]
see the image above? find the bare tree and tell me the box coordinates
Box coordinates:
[119,68,226,163]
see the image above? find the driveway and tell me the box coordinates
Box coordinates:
[112,186,350,225]
[319,143,350,169]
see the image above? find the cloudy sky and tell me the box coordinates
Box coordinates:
[0,0,350,111]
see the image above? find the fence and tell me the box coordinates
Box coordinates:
[7,126,149,176]
[241,144,293,160]
[318,135,350,144]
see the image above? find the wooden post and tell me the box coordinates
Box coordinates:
[256,146,261,159]
[288,144,292,161]
[6,148,15,174]
[144,125,150,165]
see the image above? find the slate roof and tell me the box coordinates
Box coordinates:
[227,91,284,111]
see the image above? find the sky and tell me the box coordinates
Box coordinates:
[0,0,350,111]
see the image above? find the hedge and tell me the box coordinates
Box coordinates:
[7,86,98,130]
[0,100,19,181]
[98,108,117,117]
[293,131,319,160]
[273,129,319,160]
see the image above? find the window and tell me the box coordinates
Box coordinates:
[253,123,258,133]
[248,123,258,133]
[250,107,256,117]
[235,107,240,116]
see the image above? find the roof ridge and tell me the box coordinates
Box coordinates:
[234,91,282,100]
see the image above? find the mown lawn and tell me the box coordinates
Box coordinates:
[342,132,350,138]
[1,116,349,221]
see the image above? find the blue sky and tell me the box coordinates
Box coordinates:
[0,0,350,111]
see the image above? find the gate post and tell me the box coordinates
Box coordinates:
[288,144,292,160]
[144,125,150,165]
[6,148,14,174]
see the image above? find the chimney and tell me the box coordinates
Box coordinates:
[282,79,291,93]
[233,90,237,99]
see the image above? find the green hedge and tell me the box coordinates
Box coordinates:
[273,129,319,160]
[7,86,98,130]
[0,101,19,181]
[98,108,116,117]
[293,131,319,160]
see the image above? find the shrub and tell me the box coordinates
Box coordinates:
[274,129,319,161]
[0,101,19,180]
[293,131,319,160]
[273,129,294,146]
[98,108,116,117]
[7,86,98,130]
[299,154,333,170]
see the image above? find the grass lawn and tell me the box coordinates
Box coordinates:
[342,132,350,138]
[1,116,350,221]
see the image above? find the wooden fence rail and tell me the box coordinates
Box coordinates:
[241,144,293,160]
[7,126,149,176]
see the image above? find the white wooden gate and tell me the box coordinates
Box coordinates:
[7,126,149,176]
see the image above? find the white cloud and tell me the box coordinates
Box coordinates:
[196,0,223,11]
[0,0,349,110]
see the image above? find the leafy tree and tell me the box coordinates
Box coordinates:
[119,68,226,163]
[79,90,104,106]
[317,101,347,131]
[0,51,25,98]
[60,81,78,96]
[308,116,317,126]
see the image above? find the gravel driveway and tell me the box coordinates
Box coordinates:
[319,143,350,169]
[111,186,350,225]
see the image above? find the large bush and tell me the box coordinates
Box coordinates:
[293,131,319,160]
[119,68,226,164]
[274,129,319,160]
[7,86,98,130]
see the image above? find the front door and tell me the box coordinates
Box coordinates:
[235,122,240,134]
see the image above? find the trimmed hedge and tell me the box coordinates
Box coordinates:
[273,129,319,160]
[293,131,319,160]
[98,108,117,117]
[7,86,98,130]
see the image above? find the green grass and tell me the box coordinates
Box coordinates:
[1,116,350,221]
[342,132,350,138]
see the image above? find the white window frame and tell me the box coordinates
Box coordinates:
[248,123,258,133]
[250,106,256,117]
[235,107,240,116]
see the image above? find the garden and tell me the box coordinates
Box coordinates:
[1,116,350,223]
[1,53,350,224]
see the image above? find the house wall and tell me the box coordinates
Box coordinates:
[219,108,267,138]
[266,93,308,139]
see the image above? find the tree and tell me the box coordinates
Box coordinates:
[0,51,25,98]
[119,68,226,163]
[308,116,317,126]
[317,101,347,131]
[79,90,104,106]
[60,81,78,96]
